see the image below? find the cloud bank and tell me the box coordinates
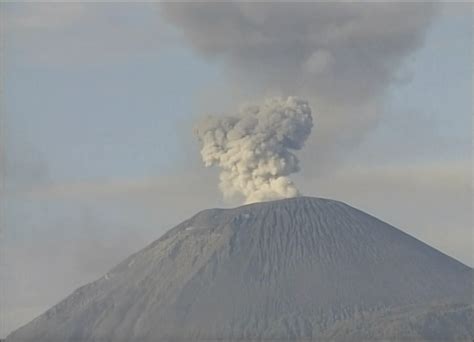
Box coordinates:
[195,97,312,203]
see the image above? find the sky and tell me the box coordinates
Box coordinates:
[0,2,472,338]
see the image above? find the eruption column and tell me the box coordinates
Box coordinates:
[195,97,313,203]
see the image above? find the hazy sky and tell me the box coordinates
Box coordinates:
[1,2,472,338]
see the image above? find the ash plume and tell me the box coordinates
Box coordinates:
[195,97,312,204]
[164,2,437,200]
[162,3,436,105]
[162,3,437,174]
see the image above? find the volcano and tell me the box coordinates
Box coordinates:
[6,197,473,341]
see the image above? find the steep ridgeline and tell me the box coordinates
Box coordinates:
[7,197,473,341]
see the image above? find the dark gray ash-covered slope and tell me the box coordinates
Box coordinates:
[7,197,473,341]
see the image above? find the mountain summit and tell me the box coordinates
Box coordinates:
[7,197,473,341]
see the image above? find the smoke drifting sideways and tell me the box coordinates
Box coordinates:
[195,97,313,204]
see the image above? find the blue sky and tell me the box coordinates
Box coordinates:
[1,2,472,338]
[4,43,219,182]
[378,7,471,163]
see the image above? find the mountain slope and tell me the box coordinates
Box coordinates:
[6,197,472,341]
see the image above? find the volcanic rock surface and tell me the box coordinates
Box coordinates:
[6,197,473,341]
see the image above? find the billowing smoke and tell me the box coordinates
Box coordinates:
[163,2,437,200]
[162,3,436,105]
[195,97,312,203]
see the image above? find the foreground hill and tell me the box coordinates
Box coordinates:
[7,197,473,341]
